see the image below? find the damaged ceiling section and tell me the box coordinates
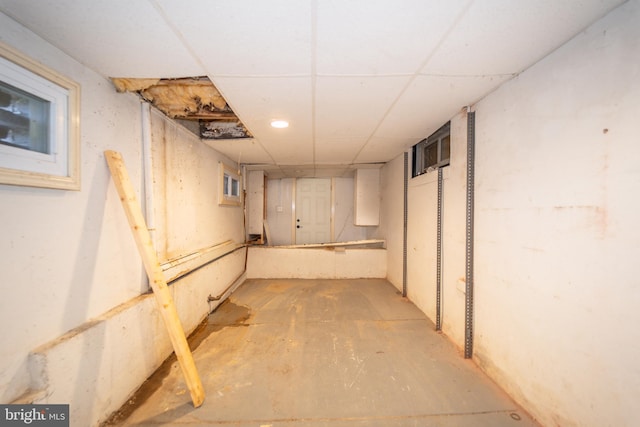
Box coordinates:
[111,76,251,140]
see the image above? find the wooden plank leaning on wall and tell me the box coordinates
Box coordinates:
[104,150,205,408]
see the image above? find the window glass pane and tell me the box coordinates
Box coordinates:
[231,178,239,197]
[223,173,230,195]
[0,81,50,154]
[441,135,450,162]
[424,142,438,168]
[410,121,450,177]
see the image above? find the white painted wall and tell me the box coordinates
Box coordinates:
[333,177,368,242]
[401,112,468,347]
[246,170,264,236]
[247,247,386,279]
[374,154,404,291]
[264,177,367,245]
[0,13,246,426]
[353,169,380,226]
[472,3,640,426]
[149,110,245,260]
[380,2,640,426]
[0,11,144,404]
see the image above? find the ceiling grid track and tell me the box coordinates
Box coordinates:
[149,0,207,73]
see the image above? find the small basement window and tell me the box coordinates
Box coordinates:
[0,80,50,154]
[219,162,241,206]
[412,121,450,177]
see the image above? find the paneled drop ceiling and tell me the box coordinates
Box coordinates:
[0,0,626,177]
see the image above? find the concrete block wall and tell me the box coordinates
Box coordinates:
[0,14,247,426]
[26,251,246,425]
[379,2,640,426]
[471,4,640,425]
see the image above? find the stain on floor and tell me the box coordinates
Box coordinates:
[101,299,251,426]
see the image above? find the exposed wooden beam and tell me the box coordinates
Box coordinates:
[177,112,239,121]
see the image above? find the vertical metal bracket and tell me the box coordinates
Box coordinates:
[436,167,443,331]
[402,151,408,298]
[465,111,476,359]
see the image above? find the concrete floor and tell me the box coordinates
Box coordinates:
[105,279,539,426]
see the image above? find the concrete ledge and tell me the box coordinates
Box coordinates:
[247,246,387,279]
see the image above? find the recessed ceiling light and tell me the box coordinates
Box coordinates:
[270,120,289,129]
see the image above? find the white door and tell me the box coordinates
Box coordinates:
[295,178,331,244]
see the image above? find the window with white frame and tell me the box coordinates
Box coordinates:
[219,162,241,206]
[0,42,80,190]
[412,121,450,177]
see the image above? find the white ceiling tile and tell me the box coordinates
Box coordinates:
[0,0,626,173]
[202,139,272,165]
[315,75,410,139]
[156,0,312,76]
[212,76,313,164]
[423,0,625,75]
[274,165,315,179]
[315,137,367,164]
[374,74,512,140]
[316,0,469,75]
[200,75,316,166]
[213,76,312,136]
[313,165,357,178]
[264,164,355,179]
[354,137,416,164]
[259,139,315,165]
[0,0,204,77]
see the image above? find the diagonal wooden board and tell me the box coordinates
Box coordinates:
[104,150,205,408]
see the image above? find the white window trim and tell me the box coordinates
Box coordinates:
[0,42,80,190]
[218,162,242,206]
